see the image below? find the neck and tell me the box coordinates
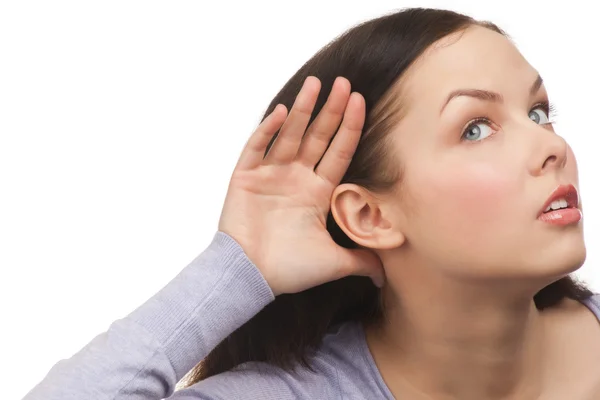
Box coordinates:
[366,275,548,400]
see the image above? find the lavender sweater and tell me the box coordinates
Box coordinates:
[23,232,600,400]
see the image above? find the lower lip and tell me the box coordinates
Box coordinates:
[538,208,582,226]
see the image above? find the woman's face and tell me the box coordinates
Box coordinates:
[386,25,585,281]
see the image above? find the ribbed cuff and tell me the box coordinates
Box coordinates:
[127,231,275,378]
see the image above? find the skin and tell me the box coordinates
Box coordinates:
[220,23,599,399]
[329,26,599,399]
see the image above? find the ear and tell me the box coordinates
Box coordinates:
[331,183,405,250]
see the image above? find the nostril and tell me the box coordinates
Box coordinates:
[542,155,558,169]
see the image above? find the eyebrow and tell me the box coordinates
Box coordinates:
[440,74,544,114]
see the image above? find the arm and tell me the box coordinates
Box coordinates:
[23,232,275,400]
[23,75,379,400]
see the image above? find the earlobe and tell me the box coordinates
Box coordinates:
[331,184,405,250]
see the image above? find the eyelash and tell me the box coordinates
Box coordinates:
[460,101,558,142]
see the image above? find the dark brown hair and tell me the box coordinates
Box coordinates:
[183,7,592,387]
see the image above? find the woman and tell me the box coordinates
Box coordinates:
[24,7,600,400]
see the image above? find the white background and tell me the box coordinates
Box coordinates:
[2,1,599,398]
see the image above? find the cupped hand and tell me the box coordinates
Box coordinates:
[218,76,384,296]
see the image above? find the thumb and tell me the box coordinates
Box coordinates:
[337,247,386,288]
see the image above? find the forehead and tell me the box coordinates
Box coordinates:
[401,26,538,105]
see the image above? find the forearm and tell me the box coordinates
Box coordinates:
[23,232,274,400]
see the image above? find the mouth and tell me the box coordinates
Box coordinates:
[538,184,582,225]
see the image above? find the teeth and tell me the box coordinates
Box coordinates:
[545,198,568,212]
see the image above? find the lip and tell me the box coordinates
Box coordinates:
[538,184,579,217]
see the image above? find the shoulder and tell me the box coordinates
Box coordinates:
[544,293,600,323]
[541,294,600,392]
[169,321,378,400]
[554,293,600,324]
[171,361,338,400]
[543,294,600,352]
[581,293,600,317]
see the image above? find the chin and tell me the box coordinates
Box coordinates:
[532,237,587,280]
[521,221,586,277]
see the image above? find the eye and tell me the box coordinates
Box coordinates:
[529,104,551,125]
[461,118,495,142]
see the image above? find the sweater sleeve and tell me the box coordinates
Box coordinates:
[23,231,275,400]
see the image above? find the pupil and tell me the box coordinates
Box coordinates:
[468,125,480,138]
[530,112,540,123]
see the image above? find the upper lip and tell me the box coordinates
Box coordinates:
[539,184,579,216]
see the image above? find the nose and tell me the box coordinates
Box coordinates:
[528,126,568,176]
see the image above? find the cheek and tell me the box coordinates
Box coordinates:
[407,160,521,239]
[403,160,525,267]
[425,163,514,219]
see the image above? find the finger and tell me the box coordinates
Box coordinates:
[264,76,321,165]
[296,77,351,167]
[336,248,385,288]
[315,92,365,185]
[236,104,288,171]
